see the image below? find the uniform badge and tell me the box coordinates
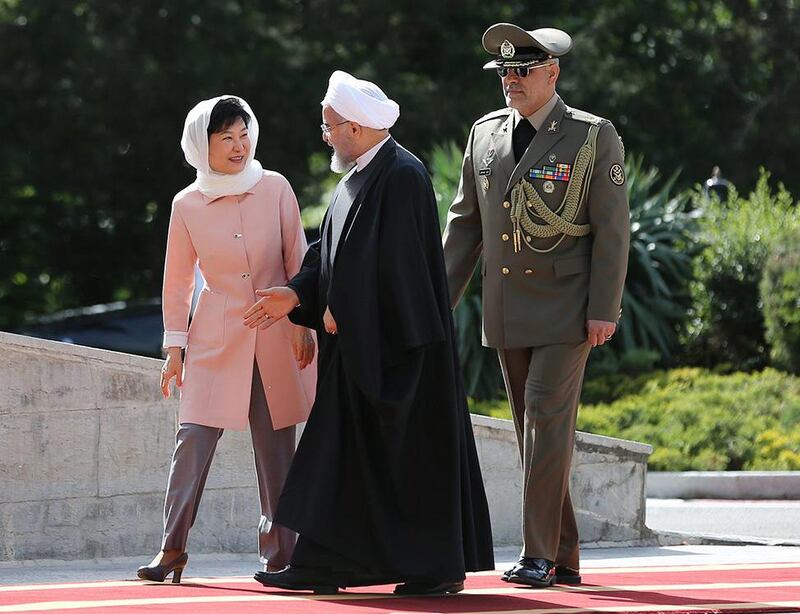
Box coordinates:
[479,168,492,176]
[482,147,496,167]
[609,163,625,186]
[543,180,555,194]
[500,40,515,59]
[547,120,558,132]
[548,153,557,163]
[481,176,490,192]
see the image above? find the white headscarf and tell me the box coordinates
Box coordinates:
[321,71,400,129]
[180,95,264,199]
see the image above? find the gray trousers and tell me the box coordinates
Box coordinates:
[498,341,591,570]
[161,362,297,567]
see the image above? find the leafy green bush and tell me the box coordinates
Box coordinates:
[688,170,800,370]
[579,368,800,470]
[760,228,800,375]
[469,368,800,471]
[618,156,696,361]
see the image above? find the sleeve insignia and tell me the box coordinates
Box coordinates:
[609,163,625,186]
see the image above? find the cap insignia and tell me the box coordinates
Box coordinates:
[500,40,515,59]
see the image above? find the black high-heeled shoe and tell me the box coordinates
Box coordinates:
[137,552,188,583]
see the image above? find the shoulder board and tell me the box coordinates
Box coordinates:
[564,106,606,126]
[474,108,512,126]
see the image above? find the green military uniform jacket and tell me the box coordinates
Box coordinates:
[443,95,630,348]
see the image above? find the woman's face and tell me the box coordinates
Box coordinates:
[208,117,250,174]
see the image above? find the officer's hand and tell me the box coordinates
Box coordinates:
[291,326,315,369]
[323,306,337,335]
[244,287,299,328]
[586,320,616,348]
[160,347,183,398]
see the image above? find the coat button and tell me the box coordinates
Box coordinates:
[241,273,250,279]
[501,267,510,275]
[234,233,243,239]
[501,233,509,241]
[524,268,534,275]
[503,201,511,209]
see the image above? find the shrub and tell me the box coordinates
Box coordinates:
[577,368,800,471]
[760,228,800,375]
[688,170,800,370]
[469,368,800,471]
[618,155,696,362]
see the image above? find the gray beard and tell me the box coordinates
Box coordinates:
[330,150,355,174]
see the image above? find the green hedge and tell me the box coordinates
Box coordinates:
[468,368,800,471]
[761,228,800,375]
[687,171,800,370]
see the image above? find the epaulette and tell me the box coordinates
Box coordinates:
[474,107,512,126]
[564,106,606,126]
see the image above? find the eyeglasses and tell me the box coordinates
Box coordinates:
[496,62,553,78]
[320,120,351,134]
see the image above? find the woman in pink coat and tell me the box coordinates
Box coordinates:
[137,96,316,583]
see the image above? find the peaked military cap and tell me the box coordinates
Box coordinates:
[482,23,573,69]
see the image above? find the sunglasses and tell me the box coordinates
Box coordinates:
[496,62,553,78]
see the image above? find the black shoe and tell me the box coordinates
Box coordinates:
[501,557,525,581]
[394,580,465,595]
[137,552,188,583]
[554,565,581,585]
[502,557,555,588]
[253,565,339,594]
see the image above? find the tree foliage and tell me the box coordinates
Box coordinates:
[2,0,799,327]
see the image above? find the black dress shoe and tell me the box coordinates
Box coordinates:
[554,565,581,585]
[501,557,524,580]
[137,552,188,583]
[393,579,465,595]
[253,565,339,594]
[502,557,555,588]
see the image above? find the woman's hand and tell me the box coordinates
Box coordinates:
[291,326,316,369]
[160,347,184,398]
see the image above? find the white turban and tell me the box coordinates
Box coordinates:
[181,95,264,200]
[321,71,400,130]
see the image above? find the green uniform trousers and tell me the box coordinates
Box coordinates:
[498,341,591,569]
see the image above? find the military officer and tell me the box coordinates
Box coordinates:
[443,23,630,588]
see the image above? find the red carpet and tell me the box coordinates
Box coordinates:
[2,562,800,613]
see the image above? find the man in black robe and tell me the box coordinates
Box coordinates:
[246,71,494,595]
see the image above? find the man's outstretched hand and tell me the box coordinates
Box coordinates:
[244,286,300,329]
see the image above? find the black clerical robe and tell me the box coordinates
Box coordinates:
[278,138,494,583]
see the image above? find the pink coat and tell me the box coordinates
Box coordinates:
[162,171,316,430]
